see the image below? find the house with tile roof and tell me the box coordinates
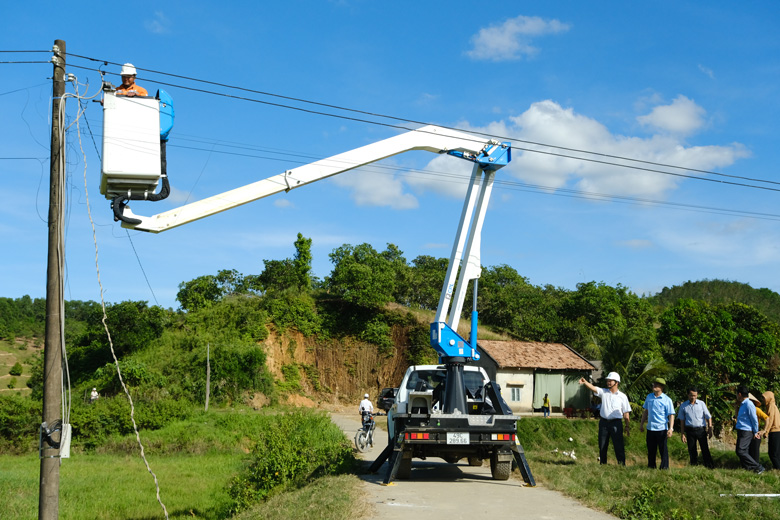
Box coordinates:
[476,340,597,414]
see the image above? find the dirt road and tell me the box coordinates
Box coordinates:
[330,412,616,520]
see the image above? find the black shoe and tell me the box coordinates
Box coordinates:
[756,466,765,475]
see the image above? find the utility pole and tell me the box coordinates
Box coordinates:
[39,38,66,520]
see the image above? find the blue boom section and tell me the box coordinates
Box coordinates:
[430,321,481,361]
[157,89,175,141]
[446,141,511,171]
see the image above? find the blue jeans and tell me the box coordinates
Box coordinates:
[542,406,550,418]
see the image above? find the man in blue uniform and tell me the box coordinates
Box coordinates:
[640,377,675,469]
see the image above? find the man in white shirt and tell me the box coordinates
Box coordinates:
[359,393,374,415]
[580,372,632,465]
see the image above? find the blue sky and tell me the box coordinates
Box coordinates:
[2,1,780,309]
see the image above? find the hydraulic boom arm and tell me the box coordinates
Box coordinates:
[115,124,508,234]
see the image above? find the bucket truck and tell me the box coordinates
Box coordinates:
[100,91,534,486]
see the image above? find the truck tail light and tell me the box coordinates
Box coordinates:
[405,433,430,440]
[490,433,515,441]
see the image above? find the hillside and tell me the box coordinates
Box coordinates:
[651,279,780,323]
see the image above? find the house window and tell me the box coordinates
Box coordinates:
[510,387,522,402]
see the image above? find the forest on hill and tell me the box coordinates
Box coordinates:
[2,233,780,452]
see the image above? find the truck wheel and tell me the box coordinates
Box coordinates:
[397,456,412,479]
[467,457,482,467]
[490,452,511,480]
[443,456,460,464]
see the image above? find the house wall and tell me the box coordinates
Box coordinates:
[495,368,534,412]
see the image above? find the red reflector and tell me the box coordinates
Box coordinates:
[405,433,409,440]
[423,433,430,440]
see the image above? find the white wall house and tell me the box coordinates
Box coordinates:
[475,341,596,414]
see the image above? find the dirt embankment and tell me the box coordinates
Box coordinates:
[261,324,416,405]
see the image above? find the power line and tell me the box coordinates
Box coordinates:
[62,53,780,189]
[68,61,780,196]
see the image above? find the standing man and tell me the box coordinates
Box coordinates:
[677,387,714,468]
[735,386,765,474]
[639,378,675,469]
[116,63,148,97]
[579,372,632,465]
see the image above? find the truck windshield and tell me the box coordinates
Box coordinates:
[406,370,485,395]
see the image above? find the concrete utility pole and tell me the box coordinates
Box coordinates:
[39,38,66,520]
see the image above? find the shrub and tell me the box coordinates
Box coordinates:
[7,377,16,389]
[0,395,40,453]
[227,410,355,514]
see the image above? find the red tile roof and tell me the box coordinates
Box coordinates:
[478,341,595,370]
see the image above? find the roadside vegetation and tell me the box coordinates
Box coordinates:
[2,233,780,519]
[519,417,780,520]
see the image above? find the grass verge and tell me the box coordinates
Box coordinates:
[519,417,780,520]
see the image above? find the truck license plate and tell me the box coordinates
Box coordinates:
[446,432,469,445]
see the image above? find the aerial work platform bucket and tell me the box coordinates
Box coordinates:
[100,92,161,199]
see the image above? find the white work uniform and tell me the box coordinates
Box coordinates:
[593,387,631,420]
[359,398,374,413]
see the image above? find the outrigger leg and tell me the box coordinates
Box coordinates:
[512,442,536,486]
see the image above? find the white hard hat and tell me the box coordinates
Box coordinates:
[364,393,369,398]
[120,63,137,76]
[606,372,621,383]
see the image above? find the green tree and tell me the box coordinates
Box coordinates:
[9,362,22,376]
[257,234,314,294]
[405,255,448,310]
[293,233,313,290]
[177,275,223,311]
[328,243,396,308]
[476,265,565,341]
[658,299,780,426]
[595,327,671,404]
[560,281,656,356]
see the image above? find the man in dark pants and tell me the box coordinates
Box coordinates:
[677,387,714,468]
[579,372,631,465]
[735,386,765,474]
[640,378,675,469]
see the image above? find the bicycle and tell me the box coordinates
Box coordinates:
[355,411,385,452]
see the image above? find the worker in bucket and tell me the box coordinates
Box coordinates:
[116,63,148,97]
[579,372,631,465]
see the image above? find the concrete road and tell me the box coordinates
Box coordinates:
[330,412,616,520]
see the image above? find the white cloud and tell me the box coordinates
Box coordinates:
[418,99,748,200]
[698,64,715,79]
[330,166,419,209]
[323,98,748,210]
[637,95,707,136]
[655,218,780,267]
[273,198,293,208]
[466,15,570,61]
[144,11,171,34]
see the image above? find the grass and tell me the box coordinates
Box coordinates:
[233,474,364,520]
[0,406,363,520]
[518,417,780,520]
[0,452,241,519]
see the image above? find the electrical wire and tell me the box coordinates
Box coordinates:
[61,53,780,189]
[64,71,169,519]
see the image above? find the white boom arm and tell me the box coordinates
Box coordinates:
[120,125,500,233]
